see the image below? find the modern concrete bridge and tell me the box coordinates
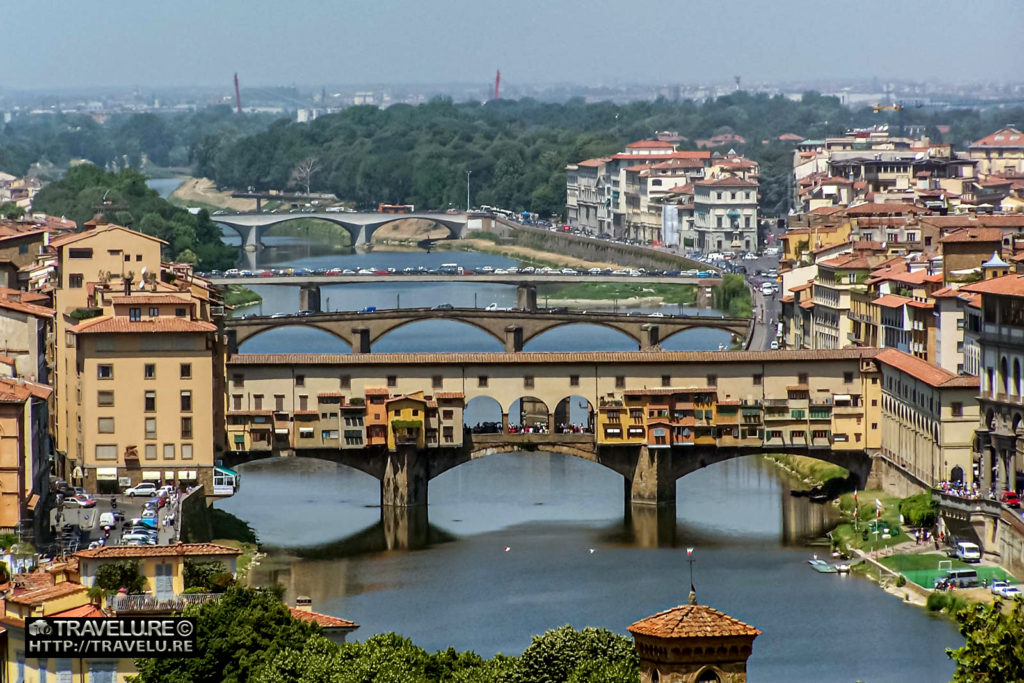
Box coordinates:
[224,307,752,352]
[214,211,469,251]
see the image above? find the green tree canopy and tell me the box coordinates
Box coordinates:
[92,560,147,595]
[947,596,1024,682]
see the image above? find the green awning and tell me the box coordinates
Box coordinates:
[215,465,238,476]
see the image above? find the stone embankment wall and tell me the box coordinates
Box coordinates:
[179,486,213,543]
[481,218,704,271]
[996,510,1024,579]
[866,453,929,498]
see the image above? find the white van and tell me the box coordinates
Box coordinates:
[760,283,775,296]
[955,541,981,563]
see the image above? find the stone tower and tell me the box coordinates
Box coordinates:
[627,596,760,683]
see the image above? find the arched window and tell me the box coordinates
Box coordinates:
[1014,359,1021,397]
[1001,357,1009,394]
[696,668,722,683]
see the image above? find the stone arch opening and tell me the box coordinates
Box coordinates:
[508,396,550,433]
[236,324,352,354]
[1015,358,1021,397]
[1001,356,1009,394]
[659,325,738,351]
[368,217,460,244]
[261,217,355,248]
[523,323,637,352]
[951,465,964,484]
[464,396,503,433]
[696,667,722,682]
[553,395,595,433]
[372,319,505,353]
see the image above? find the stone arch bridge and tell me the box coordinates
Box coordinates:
[225,308,753,353]
[214,211,468,251]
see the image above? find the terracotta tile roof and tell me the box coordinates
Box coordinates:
[799,299,815,309]
[908,300,934,310]
[317,392,346,398]
[962,273,1024,298]
[364,387,390,396]
[72,315,216,334]
[229,349,886,367]
[52,604,105,618]
[0,296,54,318]
[628,603,760,639]
[876,349,979,389]
[575,158,608,168]
[623,387,714,396]
[694,176,758,187]
[845,202,924,216]
[227,410,274,416]
[75,543,242,560]
[780,295,794,303]
[49,224,168,248]
[289,607,358,629]
[971,127,1024,148]
[874,294,912,308]
[435,392,465,400]
[819,255,872,269]
[0,287,48,305]
[8,581,88,605]
[921,215,1024,230]
[939,227,1004,243]
[808,206,845,215]
[787,384,809,391]
[0,378,52,403]
[930,286,961,299]
[626,140,675,149]
[790,281,814,293]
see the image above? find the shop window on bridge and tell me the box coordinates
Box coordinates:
[443,426,454,443]
[232,374,243,387]
[615,376,625,388]
[812,430,831,440]
[340,375,351,389]
[629,409,643,422]
[323,430,340,440]
[478,375,489,387]
[524,376,535,389]
[344,431,362,445]
[570,375,580,387]
[768,430,783,440]
[662,375,671,387]
[442,409,454,420]
[432,375,443,389]
[798,373,809,384]
[299,428,314,439]
[791,409,806,419]
[706,374,717,387]
[753,374,762,385]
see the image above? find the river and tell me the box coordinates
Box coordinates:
[209,230,959,681]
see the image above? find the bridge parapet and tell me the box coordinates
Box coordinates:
[933,490,1002,519]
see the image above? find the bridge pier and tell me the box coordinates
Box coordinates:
[640,324,660,351]
[352,328,371,354]
[381,504,430,550]
[627,501,677,548]
[299,284,322,313]
[504,325,524,352]
[353,225,368,249]
[381,446,428,507]
[696,284,714,309]
[241,225,263,252]
[628,446,676,505]
[516,284,537,312]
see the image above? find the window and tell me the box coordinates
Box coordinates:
[231,394,242,411]
[274,395,285,412]
[616,376,626,389]
[295,374,305,386]
[442,409,454,420]
[97,364,113,379]
[145,364,155,379]
[951,402,963,417]
[181,417,193,439]
[478,375,488,387]
[145,418,157,439]
[569,375,580,387]
[182,444,193,460]
[180,391,192,412]
[68,248,93,259]
[706,374,717,387]
[175,308,186,317]
[299,428,315,439]
[443,426,454,443]
[299,395,308,411]
[145,391,156,412]
[387,375,397,388]
[524,375,534,389]
[871,423,878,430]
[148,307,159,317]
[432,375,443,389]
[232,373,243,387]
[129,308,142,321]
[97,417,115,433]
[97,391,114,406]
[163,444,175,460]
[145,444,157,460]
[843,371,854,383]
[95,445,118,461]
[180,363,192,379]
[753,374,762,385]
[798,373,808,384]
[340,375,351,389]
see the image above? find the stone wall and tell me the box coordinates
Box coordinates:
[866,453,929,498]
[996,509,1024,579]
[179,485,213,543]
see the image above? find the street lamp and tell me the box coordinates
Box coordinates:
[465,170,472,212]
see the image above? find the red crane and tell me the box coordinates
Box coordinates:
[494,69,500,100]
[234,73,242,115]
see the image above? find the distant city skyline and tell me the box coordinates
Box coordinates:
[5,0,1023,90]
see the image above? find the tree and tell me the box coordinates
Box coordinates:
[511,625,638,683]
[134,586,320,683]
[291,156,319,195]
[89,560,148,598]
[0,202,24,220]
[183,559,235,592]
[947,597,1024,682]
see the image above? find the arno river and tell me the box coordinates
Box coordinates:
[209,229,959,681]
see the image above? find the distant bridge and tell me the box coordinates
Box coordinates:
[214,211,469,251]
[224,307,752,352]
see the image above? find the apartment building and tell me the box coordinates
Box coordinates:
[49,222,223,493]
[0,377,51,539]
[969,126,1024,177]
[693,176,759,254]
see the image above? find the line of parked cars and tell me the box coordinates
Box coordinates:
[201,266,718,279]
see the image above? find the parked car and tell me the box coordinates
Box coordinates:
[990,580,1010,595]
[64,496,96,508]
[1000,491,1021,508]
[955,541,982,563]
[1000,586,1022,599]
[431,303,454,310]
[99,511,125,529]
[125,482,158,498]
[122,533,156,546]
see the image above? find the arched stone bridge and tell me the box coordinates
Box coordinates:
[214,211,468,251]
[224,307,753,352]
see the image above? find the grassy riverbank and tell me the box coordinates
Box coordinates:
[223,285,262,309]
[541,282,697,306]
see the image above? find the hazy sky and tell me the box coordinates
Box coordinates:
[8,0,1023,90]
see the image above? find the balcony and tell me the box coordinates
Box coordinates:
[108,592,220,615]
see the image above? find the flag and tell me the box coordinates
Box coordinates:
[875,498,883,509]
[686,547,694,557]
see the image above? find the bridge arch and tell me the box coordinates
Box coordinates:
[464,396,503,432]
[508,396,550,432]
[370,317,506,348]
[215,213,466,250]
[523,323,639,352]
[659,323,743,348]
[553,395,595,433]
[234,322,354,352]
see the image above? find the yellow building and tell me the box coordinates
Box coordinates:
[50,222,223,493]
[386,392,429,450]
[968,127,1024,177]
[0,378,51,537]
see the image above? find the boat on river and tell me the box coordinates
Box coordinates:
[808,558,838,573]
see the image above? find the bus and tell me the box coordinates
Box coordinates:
[378,204,415,214]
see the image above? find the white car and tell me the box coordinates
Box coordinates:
[125,482,158,498]
[990,580,1009,595]
[770,340,780,350]
[1001,586,1022,599]
[743,253,758,261]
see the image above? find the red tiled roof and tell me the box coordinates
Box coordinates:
[8,581,88,606]
[575,158,608,168]
[626,140,675,149]
[971,127,1024,148]
[435,392,465,400]
[628,603,760,639]
[873,294,912,308]
[364,387,390,396]
[49,224,168,248]
[876,349,979,389]
[0,296,54,318]
[940,227,1004,243]
[779,133,805,142]
[845,202,924,216]
[694,176,758,188]
[289,607,358,629]
[962,273,1024,298]
[72,316,216,334]
[52,604,105,618]
[799,300,815,309]
[75,543,242,559]
[0,378,52,403]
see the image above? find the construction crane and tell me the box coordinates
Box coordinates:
[494,69,501,100]
[872,103,905,136]
[234,73,242,115]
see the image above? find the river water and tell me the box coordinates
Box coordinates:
[207,229,959,681]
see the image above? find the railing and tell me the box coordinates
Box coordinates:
[931,490,1002,518]
[108,592,220,614]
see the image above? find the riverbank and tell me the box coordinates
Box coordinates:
[171,177,256,212]
[223,285,262,310]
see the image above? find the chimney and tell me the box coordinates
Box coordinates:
[295,596,312,613]
[8,292,20,303]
